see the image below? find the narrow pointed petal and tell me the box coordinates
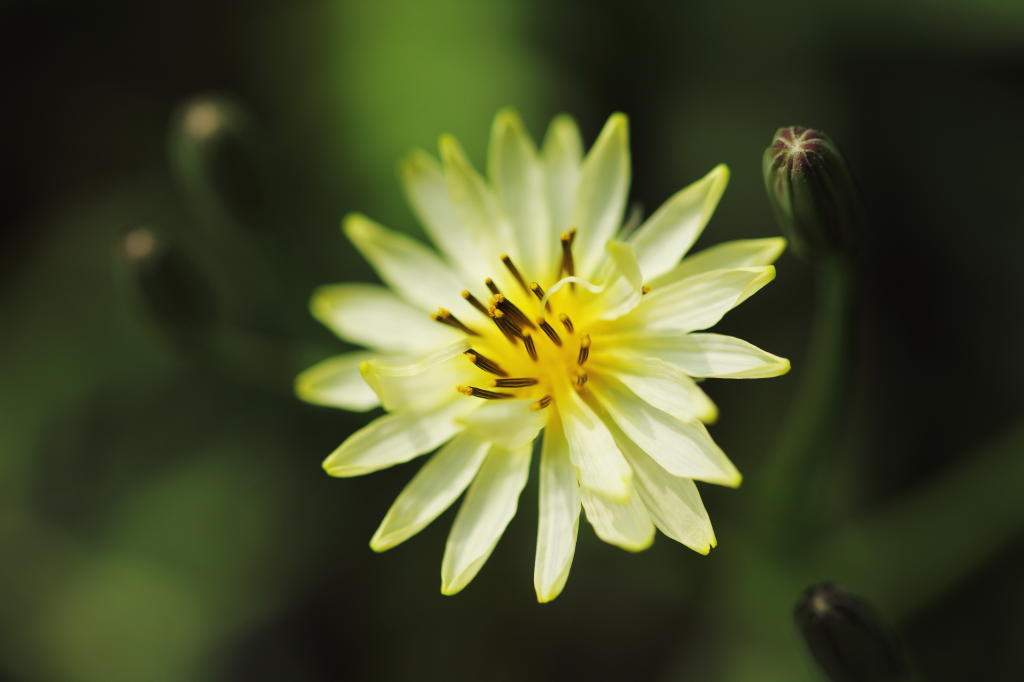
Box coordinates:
[295,351,380,411]
[343,213,466,313]
[534,420,580,603]
[370,433,490,552]
[488,109,554,281]
[590,379,741,487]
[441,444,532,595]
[615,430,716,553]
[322,399,469,477]
[541,114,583,245]
[654,237,787,287]
[457,398,547,450]
[398,148,491,281]
[360,343,474,412]
[627,164,730,280]
[580,484,655,552]
[623,332,791,379]
[572,113,630,277]
[638,266,776,332]
[439,134,511,262]
[590,350,717,423]
[310,283,460,353]
[586,240,644,321]
[559,387,633,500]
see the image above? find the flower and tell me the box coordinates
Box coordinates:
[297,110,790,602]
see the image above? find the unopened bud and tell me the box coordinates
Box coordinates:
[795,582,910,682]
[170,95,272,231]
[120,227,217,347]
[763,127,863,261]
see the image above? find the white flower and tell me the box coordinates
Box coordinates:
[297,110,790,602]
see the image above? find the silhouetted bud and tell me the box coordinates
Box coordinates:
[763,127,863,261]
[795,582,910,682]
[121,227,217,348]
[169,95,273,231]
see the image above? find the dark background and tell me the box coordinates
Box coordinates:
[3,1,1024,680]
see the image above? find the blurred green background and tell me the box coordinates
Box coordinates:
[4,1,1024,680]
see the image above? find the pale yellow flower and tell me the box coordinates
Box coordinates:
[297,110,789,602]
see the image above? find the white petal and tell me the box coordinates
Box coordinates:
[652,237,787,288]
[584,240,644,321]
[589,350,717,423]
[558,387,633,500]
[397,149,490,282]
[627,164,730,280]
[580,484,655,552]
[589,379,741,487]
[615,431,716,553]
[369,432,490,551]
[343,213,466,313]
[488,109,554,282]
[571,113,630,278]
[638,266,776,333]
[441,444,532,595]
[294,351,380,411]
[541,114,583,244]
[360,343,474,412]
[457,398,547,450]
[439,135,510,264]
[534,420,580,603]
[310,283,460,353]
[322,399,470,477]
[632,332,791,379]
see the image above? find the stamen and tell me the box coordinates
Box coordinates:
[500,254,530,294]
[538,318,562,346]
[462,290,490,316]
[529,282,551,312]
[431,308,480,336]
[559,313,575,334]
[458,385,514,400]
[489,305,523,340]
[575,370,588,388]
[577,334,591,365]
[560,231,576,279]
[464,349,508,377]
[493,377,539,388]
[485,278,501,296]
[530,395,553,411]
[493,294,536,330]
[641,285,651,295]
[523,334,538,362]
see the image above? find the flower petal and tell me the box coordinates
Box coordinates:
[632,332,791,379]
[369,432,490,552]
[488,109,555,282]
[441,444,532,595]
[580,484,655,552]
[294,351,380,411]
[343,213,466,313]
[589,350,717,423]
[638,266,776,333]
[652,237,787,288]
[615,429,716,553]
[397,148,491,282]
[439,134,511,263]
[590,379,741,487]
[586,240,644,321]
[360,343,474,412]
[322,399,469,477]
[627,164,730,280]
[542,114,583,243]
[310,283,461,353]
[558,387,633,501]
[534,420,580,603]
[457,398,547,450]
[572,113,630,278]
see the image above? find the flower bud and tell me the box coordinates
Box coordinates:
[169,95,273,232]
[794,582,910,682]
[120,227,217,348]
[763,126,863,261]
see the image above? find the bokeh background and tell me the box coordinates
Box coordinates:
[4,1,1024,680]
